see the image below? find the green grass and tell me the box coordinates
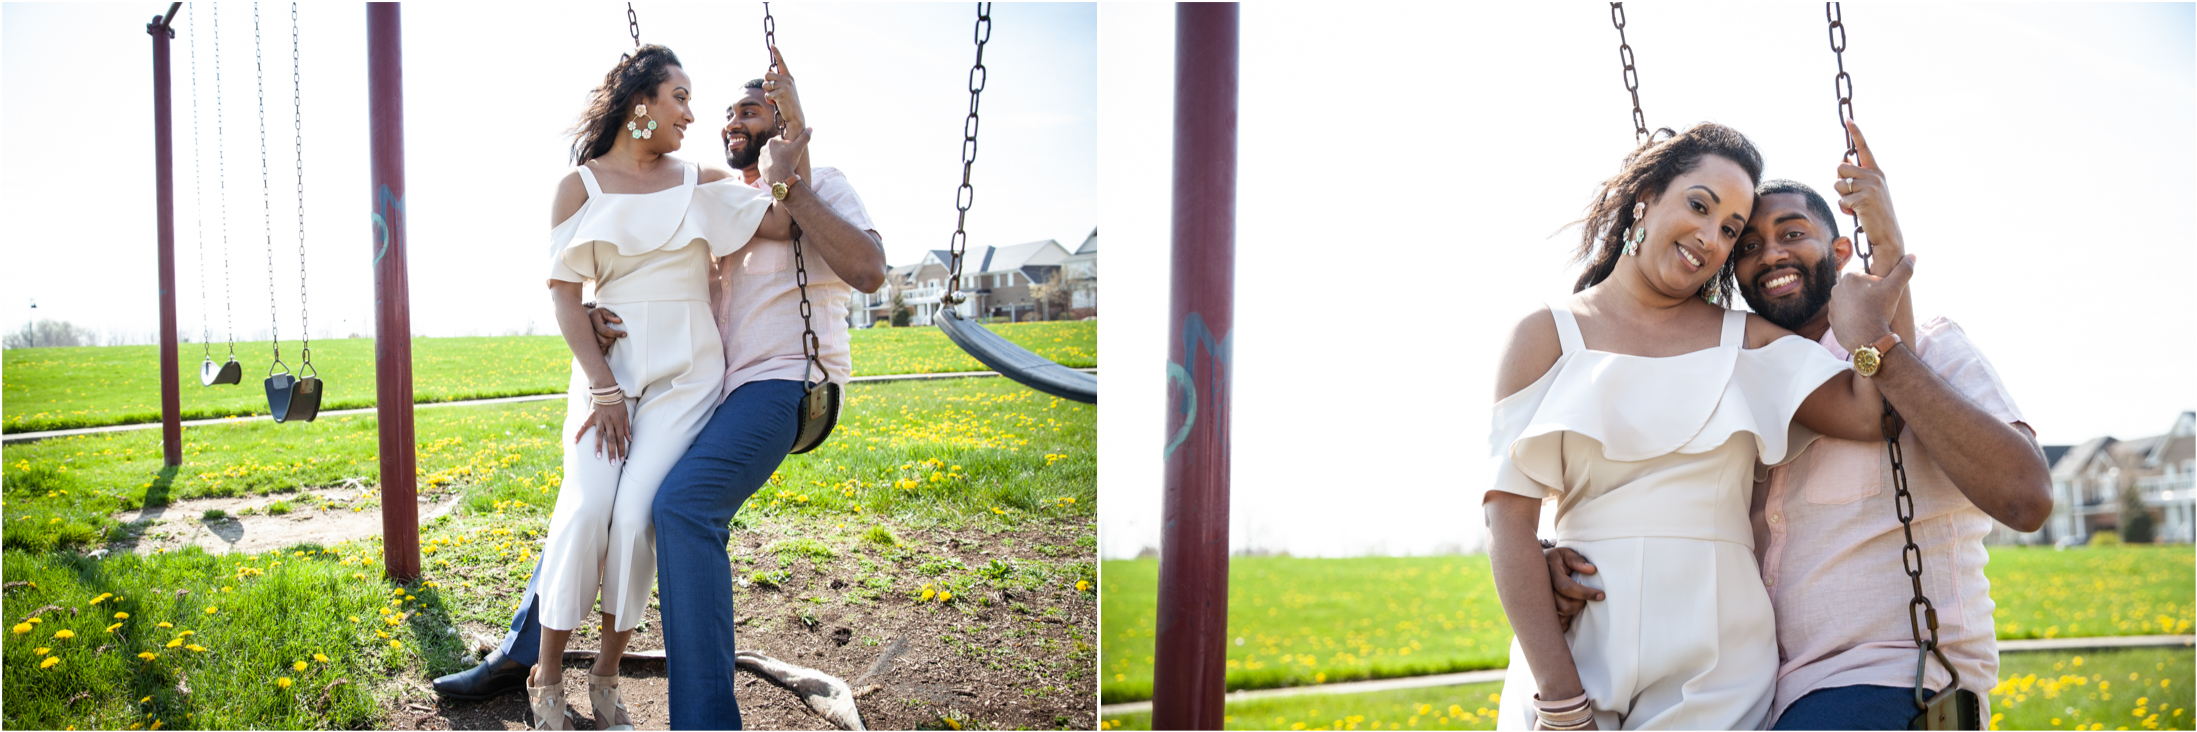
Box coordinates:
[1100,680,1509,731]
[3,375,1094,729]
[0,321,1097,433]
[1102,556,1511,703]
[1101,547,2197,704]
[1986,546,2196,639]
[1099,648,2197,731]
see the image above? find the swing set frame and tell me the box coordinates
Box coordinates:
[143,2,422,580]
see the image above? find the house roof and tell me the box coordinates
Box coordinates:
[2041,444,2073,468]
[2146,411,2196,468]
[2050,436,2116,481]
[1075,228,1098,255]
[981,239,1068,274]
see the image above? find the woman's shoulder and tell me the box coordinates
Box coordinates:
[551,169,590,229]
[1740,311,1801,350]
[1495,301,1564,402]
[696,164,739,185]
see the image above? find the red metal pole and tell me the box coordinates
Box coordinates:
[149,5,182,467]
[1154,4,1238,729]
[368,2,419,581]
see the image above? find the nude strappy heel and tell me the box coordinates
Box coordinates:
[588,672,635,730]
[527,665,574,731]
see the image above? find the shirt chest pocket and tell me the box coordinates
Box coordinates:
[737,239,790,275]
[1802,438,1887,505]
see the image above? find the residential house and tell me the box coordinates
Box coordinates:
[1063,228,1098,314]
[856,236,1086,327]
[1989,410,2197,545]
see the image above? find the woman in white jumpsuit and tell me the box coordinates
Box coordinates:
[526,44,807,731]
[1483,123,1901,730]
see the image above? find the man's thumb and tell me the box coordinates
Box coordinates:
[1882,253,1917,289]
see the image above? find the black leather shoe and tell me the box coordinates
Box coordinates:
[432,649,530,700]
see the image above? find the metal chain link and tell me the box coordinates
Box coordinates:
[254,2,282,370]
[291,2,309,367]
[942,2,992,307]
[627,2,640,48]
[1611,3,1648,145]
[215,2,234,356]
[765,3,824,387]
[190,3,211,358]
[1827,2,1869,269]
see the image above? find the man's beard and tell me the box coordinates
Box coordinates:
[724,127,777,170]
[1740,257,1839,333]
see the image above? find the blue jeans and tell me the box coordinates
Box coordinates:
[1772,684,1939,730]
[494,379,804,730]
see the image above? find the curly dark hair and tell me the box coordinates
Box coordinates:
[570,45,684,165]
[1570,122,1765,305]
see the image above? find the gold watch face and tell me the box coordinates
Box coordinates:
[771,181,789,200]
[1853,346,1882,377]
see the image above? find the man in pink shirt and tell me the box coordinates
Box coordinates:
[1544,128,2052,729]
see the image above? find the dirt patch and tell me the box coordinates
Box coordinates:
[107,483,465,557]
[388,517,1097,730]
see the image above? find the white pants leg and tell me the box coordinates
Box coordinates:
[537,300,724,633]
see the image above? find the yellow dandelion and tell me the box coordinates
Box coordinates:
[314,653,329,663]
[157,622,173,629]
[53,629,75,640]
[40,656,60,669]
[166,638,182,648]
[12,622,34,635]
[187,644,207,652]
[390,640,403,649]
[939,591,954,602]
[114,612,129,620]
[35,647,51,655]
[138,652,158,661]
[204,607,218,615]
[276,677,293,689]
[1077,580,1091,592]
[106,622,124,633]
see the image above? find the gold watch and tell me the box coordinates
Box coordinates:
[1851,332,1903,378]
[769,174,801,201]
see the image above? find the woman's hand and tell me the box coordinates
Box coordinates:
[763,47,806,133]
[575,398,633,463]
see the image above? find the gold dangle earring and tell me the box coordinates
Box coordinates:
[1622,202,1647,256]
[626,103,656,140]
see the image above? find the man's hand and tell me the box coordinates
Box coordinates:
[761,126,811,186]
[1829,254,1916,353]
[763,47,806,133]
[1544,545,1604,632]
[1834,119,1905,275]
[587,305,626,355]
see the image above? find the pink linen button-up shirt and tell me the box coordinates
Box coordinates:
[709,166,876,405]
[1750,316,2027,725]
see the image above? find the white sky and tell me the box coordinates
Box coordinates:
[0,2,1094,341]
[1098,3,2197,559]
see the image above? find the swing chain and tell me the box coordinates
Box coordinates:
[191,3,211,358]
[216,2,234,357]
[1826,2,1869,269]
[942,2,992,307]
[254,1,282,369]
[627,2,640,49]
[764,3,824,388]
[291,2,309,366]
[1610,3,1648,145]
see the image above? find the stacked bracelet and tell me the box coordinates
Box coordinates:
[1533,692,1594,730]
[587,384,625,406]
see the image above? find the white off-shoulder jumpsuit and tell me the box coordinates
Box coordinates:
[538,161,773,633]
[1486,302,1849,730]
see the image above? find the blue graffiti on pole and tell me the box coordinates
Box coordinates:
[370,185,405,268]
[1164,312,1231,461]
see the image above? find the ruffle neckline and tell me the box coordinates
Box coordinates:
[549,163,775,273]
[1488,304,1847,496]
